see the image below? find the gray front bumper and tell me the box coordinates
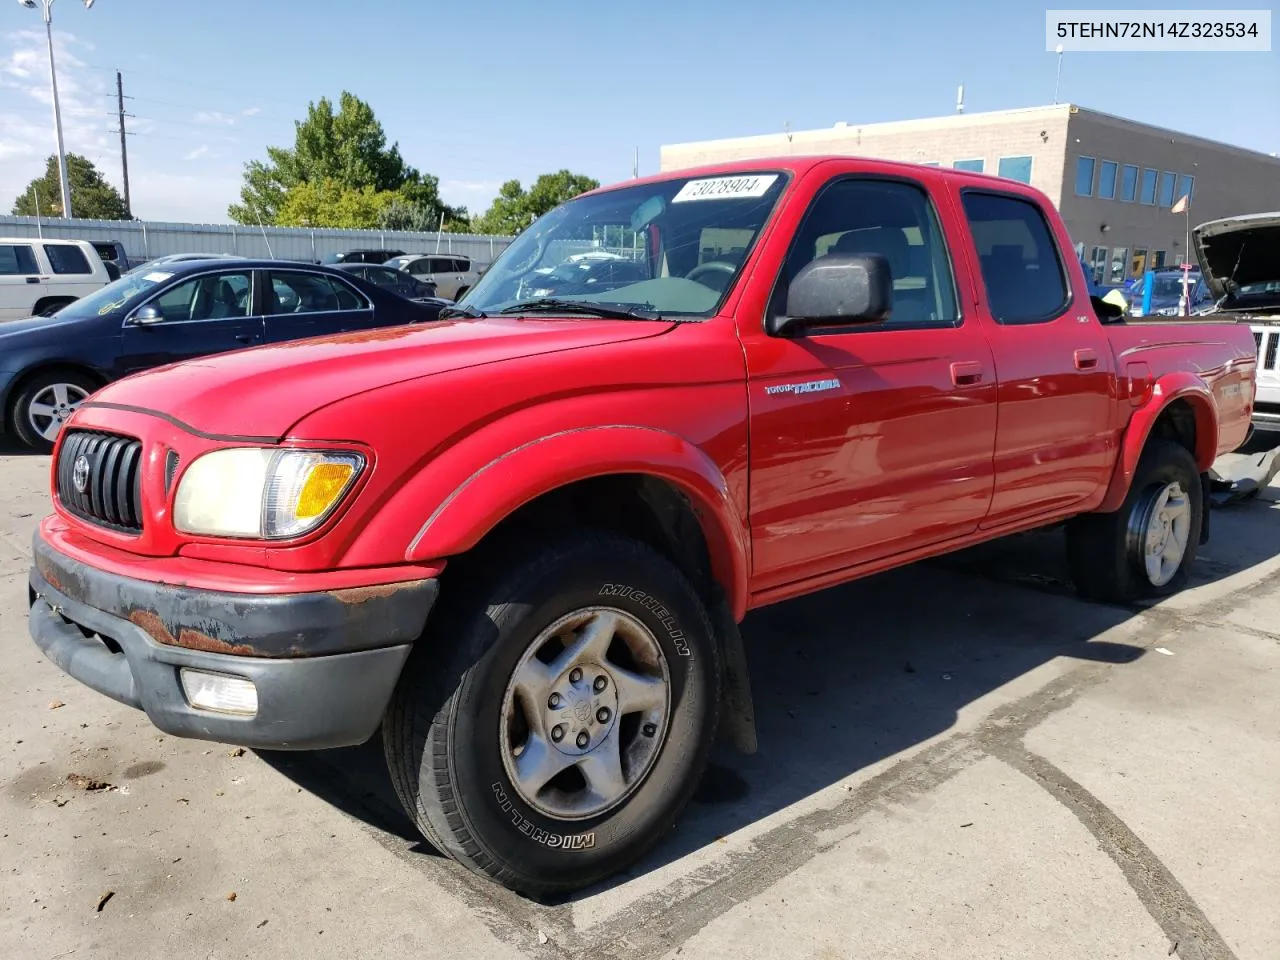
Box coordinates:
[27,539,436,750]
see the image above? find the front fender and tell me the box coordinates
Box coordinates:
[398,425,751,620]
[1097,371,1218,513]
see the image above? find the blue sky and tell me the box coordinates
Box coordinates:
[1,0,1276,223]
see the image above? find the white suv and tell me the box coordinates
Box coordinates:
[0,238,113,322]
[385,254,485,301]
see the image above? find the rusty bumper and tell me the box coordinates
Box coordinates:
[27,532,438,750]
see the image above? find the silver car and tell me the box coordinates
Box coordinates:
[385,254,484,301]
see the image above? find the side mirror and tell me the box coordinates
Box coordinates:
[129,304,163,325]
[769,254,893,337]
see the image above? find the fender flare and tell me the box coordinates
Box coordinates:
[1097,372,1219,513]
[406,425,752,620]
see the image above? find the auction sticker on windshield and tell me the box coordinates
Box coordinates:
[672,174,778,203]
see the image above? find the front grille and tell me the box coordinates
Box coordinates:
[56,430,144,533]
[1267,333,1279,372]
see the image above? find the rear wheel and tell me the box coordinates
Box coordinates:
[1066,439,1202,602]
[34,297,75,317]
[382,532,720,895]
[9,370,97,452]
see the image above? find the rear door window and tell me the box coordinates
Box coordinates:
[961,191,1070,324]
[0,244,39,275]
[44,244,93,275]
[268,272,367,314]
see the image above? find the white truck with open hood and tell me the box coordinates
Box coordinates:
[1193,213,1280,426]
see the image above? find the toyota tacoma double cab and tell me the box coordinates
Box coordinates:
[28,157,1256,895]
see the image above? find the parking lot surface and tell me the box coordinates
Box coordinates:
[1,443,1277,960]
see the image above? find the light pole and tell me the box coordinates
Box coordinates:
[17,0,96,220]
[1053,44,1064,104]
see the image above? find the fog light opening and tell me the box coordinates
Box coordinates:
[179,668,259,717]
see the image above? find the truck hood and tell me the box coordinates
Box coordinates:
[89,317,675,440]
[1192,213,1280,305]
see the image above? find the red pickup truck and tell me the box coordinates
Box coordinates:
[28,156,1255,895]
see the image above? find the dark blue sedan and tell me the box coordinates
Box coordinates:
[0,258,445,451]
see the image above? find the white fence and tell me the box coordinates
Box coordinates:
[0,215,514,265]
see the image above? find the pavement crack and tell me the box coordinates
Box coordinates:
[985,742,1240,960]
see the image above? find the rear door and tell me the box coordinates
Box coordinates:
[263,269,376,343]
[42,243,101,302]
[117,269,263,375]
[743,170,998,590]
[0,243,45,321]
[955,188,1116,526]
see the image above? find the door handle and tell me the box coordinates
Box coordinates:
[950,361,984,386]
[1074,348,1099,369]
[25,277,39,284]
[234,333,254,344]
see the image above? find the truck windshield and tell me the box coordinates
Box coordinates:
[461,172,788,319]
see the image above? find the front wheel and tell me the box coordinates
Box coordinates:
[9,370,97,453]
[383,533,720,895]
[1066,439,1202,603]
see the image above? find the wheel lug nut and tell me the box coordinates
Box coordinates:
[642,723,657,737]
[551,725,565,742]
[569,667,582,684]
[575,731,589,749]
[548,693,561,709]
[593,675,607,692]
[596,707,611,723]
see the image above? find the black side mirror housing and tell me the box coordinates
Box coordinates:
[769,253,893,337]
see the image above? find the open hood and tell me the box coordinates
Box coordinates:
[88,316,675,440]
[1192,213,1280,304]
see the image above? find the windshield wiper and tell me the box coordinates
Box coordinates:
[438,303,486,319]
[497,298,661,321]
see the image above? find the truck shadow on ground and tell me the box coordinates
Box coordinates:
[257,488,1280,903]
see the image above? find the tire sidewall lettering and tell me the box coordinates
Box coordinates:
[598,582,692,657]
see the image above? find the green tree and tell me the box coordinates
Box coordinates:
[275,180,397,229]
[12,154,129,220]
[473,170,599,235]
[228,91,462,229]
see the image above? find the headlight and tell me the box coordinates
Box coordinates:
[174,448,364,539]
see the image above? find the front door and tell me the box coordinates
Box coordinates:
[743,173,998,592]
[264,269,376,343]
[117,270,263,375]
[955,189,1116,527]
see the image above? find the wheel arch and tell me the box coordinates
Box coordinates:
[405,426,751,621]
[3,362,107,432]
[1098,375,1218,513]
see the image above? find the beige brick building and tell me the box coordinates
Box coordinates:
[660,104,1280,286]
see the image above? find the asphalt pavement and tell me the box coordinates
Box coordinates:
[1,441,1276,960]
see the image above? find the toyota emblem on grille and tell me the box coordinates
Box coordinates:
[72,455,91,494]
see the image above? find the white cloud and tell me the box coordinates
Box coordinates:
[0,29,115,214]
[240,106,261,117]
[193,110,236,126]
[183,144,211,161]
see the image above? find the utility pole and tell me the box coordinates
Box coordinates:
[115,70,132,217]
[633,146,639,179]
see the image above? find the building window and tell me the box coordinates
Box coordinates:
[1153,250,1166,269]
[1090,245,1109,284]
[1158,171,1177,207]
[1098,161,1118,200]
[1140,168,1158,204]
[997,156,1033,183]
[1075,156,1096,196]
[1120,164,1139,202]
[1110,246,1128,284]
[1131,248,1149,278]
[1177,174,1195,204]
[953,158,984,172]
